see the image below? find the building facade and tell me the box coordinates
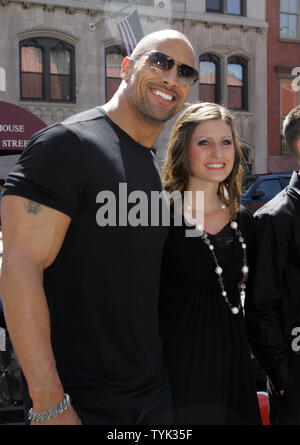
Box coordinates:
[0,0,268,178]
[267,0,300,172]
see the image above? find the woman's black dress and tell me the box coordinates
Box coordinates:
[159,206,261,425]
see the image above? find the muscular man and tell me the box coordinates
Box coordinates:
[0,30,198,425]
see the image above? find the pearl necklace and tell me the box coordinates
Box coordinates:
[186,203,248,315]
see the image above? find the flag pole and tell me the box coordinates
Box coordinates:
[88,0,139,31]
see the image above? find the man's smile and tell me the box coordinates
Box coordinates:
[149,85,178,105]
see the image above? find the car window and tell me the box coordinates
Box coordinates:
[242,176,257,193]
[280,177,290,188]
[256,179,281,195]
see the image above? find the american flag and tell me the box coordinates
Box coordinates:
[117,9,144,57]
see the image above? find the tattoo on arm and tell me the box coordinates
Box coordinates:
[26,200,42,215]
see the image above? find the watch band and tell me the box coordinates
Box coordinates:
[28,393,71,423]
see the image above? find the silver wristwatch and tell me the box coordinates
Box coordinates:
[28,393,71,423]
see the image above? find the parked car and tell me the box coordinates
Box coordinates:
[242,172,292,212]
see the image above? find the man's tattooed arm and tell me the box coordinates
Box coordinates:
[25,200,43,215]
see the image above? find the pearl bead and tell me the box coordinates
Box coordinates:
[242,265,249,274]
[231,307,239,315]
[215,266,223,275]
[221,204,227,210]
[199,217,247,317]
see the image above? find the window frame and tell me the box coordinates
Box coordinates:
[199,53,221,104]
[256,178,282,196]
[280,0,299,39]
[105,45,124,102]
[20,40,44,100]
[206,0,246,16]
[19,37,76,103]
[198,52,249,112]
[227,55,248,111]
[103,0,154,5]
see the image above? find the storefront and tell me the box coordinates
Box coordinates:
[0,101,46,179]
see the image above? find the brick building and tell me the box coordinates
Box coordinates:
[0,0,268,177]
[267,0,300,172]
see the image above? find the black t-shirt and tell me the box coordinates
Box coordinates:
[2,107,169,411]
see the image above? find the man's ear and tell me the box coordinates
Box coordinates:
[121,57,132,81]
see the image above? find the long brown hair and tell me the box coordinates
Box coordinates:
[162,102,244,219]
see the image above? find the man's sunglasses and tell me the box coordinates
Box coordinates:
[146,51,199,88]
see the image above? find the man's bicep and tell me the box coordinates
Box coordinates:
[1,195,71,269]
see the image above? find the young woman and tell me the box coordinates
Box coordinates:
[159,102,261,425]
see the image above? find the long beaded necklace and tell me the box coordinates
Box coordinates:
[186,203,248,315]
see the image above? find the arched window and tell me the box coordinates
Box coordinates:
[199,54,221,104]
[20,38,75,103]
[227,56,248,111]
[105,45,124,102]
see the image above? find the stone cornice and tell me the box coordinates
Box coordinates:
[3,0,269,31]
[274,65,296,78]
[186,14,268,33]
[17,27,79,44]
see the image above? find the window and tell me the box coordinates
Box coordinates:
[206,0,245,16]
[199,54,221,103]
[227,56,248,111]
[199,51,249,111]
[280,79,300,154]
[20,38,75,102]
[21,45,43,99]
[105,46,123,102]
[280,176,291,187]
[104,0,154,5]
[280,0,299,38]
[257,179,282,196]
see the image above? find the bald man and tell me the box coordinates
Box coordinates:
[0,30,198,425]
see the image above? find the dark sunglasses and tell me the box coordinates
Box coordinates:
[146,51,199,87]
